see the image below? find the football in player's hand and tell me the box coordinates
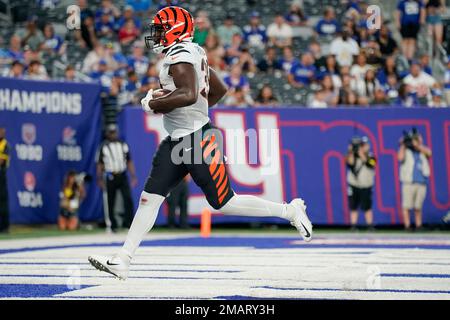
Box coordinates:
[152,89,172,99]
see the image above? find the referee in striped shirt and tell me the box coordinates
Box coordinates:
[96,125,137,232]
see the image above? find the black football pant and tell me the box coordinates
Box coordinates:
[144,122,234,210]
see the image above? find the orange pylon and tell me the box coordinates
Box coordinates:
[200,208,211,238]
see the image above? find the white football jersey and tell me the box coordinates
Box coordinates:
[159,41,210,138]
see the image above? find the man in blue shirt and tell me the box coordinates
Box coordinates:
[288,52,316,87]
[315,7,340,37]
[242,11,267,49]
[398,129,432,230]
[395,0,425,60]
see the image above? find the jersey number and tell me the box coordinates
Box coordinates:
[200,58,210,99]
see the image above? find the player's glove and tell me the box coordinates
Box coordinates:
[140,89,154,114]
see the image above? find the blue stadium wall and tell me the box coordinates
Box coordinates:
[1,77,449,226]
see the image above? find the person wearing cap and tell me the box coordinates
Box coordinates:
[242,11,267,49]
[0,127,10,233]
[346,136,376,231]
[96,125,137,232]
[402,60,437,106]
[398,129,432,231]
[216,15,242,47]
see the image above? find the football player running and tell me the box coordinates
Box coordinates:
[88,6,312,280]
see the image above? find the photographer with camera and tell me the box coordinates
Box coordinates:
[398,128,432,231]
[346,136,376,230]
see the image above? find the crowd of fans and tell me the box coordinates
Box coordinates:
[0,0,449,108]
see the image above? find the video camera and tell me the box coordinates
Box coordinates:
[401,127,419,150]
[350,136,369,154]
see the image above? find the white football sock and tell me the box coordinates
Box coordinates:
[118,191,165,261]
[220,194,295,221]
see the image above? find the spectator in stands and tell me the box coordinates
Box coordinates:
[419,53,432,75]
[310,89,328,108]
[224,86,254,108]
[224,33,256,74]
[428,88,447,107]
[364,38,384,67]
[397,83,420,107]
[95,0,121,22]
[257,47,281,73]
[376,24,398,56]
[350,53,371,81]
[26,60,48,80]
[346,136,376,230]
[288,51,316,88]
[5,60,24,78]
[127,41,149,78]
[330,27,360,67]
[403,60,438,105]
[320,74,339,106]
[78,0,94,22]
[285,2,308,26]
[371,88,390,106]
[63,65,80,82]
[119,19,140,46]
[376,55,398,86]
[278,46,299,74]
[395,0,426,61]
[77,14,97,50]
[315,6,340,37]
[217,15,242,47]
[5,35,24,62]
[384,74,400,104]
[243,11,267,49]
[267,13,293,48]
[42,23,65,56]
[254,84,280,107]
[89,59,112,95]
[204,33,226,72]
[140,63,160,94]
[116,5,141,30]
[224,63,251,92]
[193,12,212,46]
[317,54,339,81]
[353,69,380,105]
[425,0,446,53]
[338,74,358,106]
[309,41,325,69]
[16,16,44,52]
[58,170,85,231]
[95,11,116,39]
[398,129,432,230]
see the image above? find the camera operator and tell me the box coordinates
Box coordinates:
[398,129,432,231]
[346,136,376,230]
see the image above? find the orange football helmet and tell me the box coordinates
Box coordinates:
[145,6,195,53]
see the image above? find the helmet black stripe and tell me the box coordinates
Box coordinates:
[170,7,178,22]
[180,9,189,35]
[162,9,169,21]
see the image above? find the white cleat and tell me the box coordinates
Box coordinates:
[289,198,313,242]
[88,254,130,280]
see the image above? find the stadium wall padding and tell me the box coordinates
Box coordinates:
[0,77,102,224]
[120,106,450,226]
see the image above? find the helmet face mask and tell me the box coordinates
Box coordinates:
[145,23,167,53]
[145,6,194,53]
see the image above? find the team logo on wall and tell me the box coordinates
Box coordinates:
[17,171,43,208]
[57,126,82,161]
[16,123,43,161]
[22,123,36,145]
